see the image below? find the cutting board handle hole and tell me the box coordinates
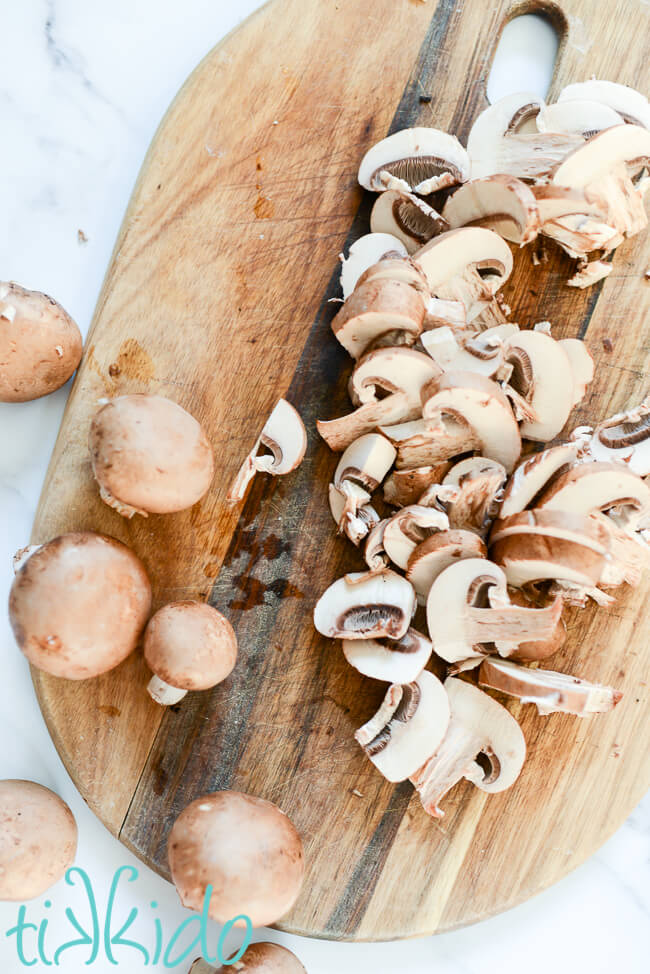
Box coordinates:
[487,8,564,104]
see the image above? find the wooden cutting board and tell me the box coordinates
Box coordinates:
[31,0,650,941]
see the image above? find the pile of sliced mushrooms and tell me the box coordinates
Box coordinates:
[313,78,650,819]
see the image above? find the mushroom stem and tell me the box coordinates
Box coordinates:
[147,675,188,706]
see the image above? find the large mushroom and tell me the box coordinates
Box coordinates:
[411,677,526,818]
[144,601,238,706]
[355,670,450,781]
[358,127,470,194]
[90,394,215,517]
[313,570,416,640]
[0,282,83,402]
[478,658,622,717]
[9,532,152,679]
[0,780,78,900]
[228,399,306,503]
[168,791,304,927]
[191,943,307,973]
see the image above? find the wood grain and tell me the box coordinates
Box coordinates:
[31,0,650,941]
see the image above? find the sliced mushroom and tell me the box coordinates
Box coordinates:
[349,346,441,407]
[567,259,613,288]
[442,175,539,245]
[537,460,650,532]
[499,442,580,518]
[442,456,507,534]
[343,627,433,683]
[356,254,431,293]
[328,483,379,545]
[331,278,426,359]
[479,658,622,717]
[227,399,306,504]
[313,569,416,640]
[426,557,562,664]
[411,677,526,818]
[379,415,479,469]
[552,124,650,188]
[358,127,470,194]
[383,462,452,507]
[504,587,566,662]
[334,432,396,493]
[382,504,449,569]
[503,330,575,442]
[589,511,650,588]
[406,529,487,604]
[581,400,650,476]
[537,100,624,137]
[532,184,609,224]
[421,371,521,472]
[364,517,389,571]
[424,297,468,330]
[420,324,515,379]
[339,233,408,300]
[355,671,450,782]
[370,189,449,253]
[541,212,621,260]
[559,338,595,404]
[489,508,611,550]
[490,529,608,590]
[558,80,650,129]
[317,391,415,453]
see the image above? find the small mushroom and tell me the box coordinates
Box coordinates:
[579,400,650,476]
[358,127,470,194]
[537,460,650,532]
[382,503,449,569]
[0,282,83,402]
[442,175,539,245]
[370,189,449,253]
[191,942,306,973]
[421,371,522,472]
[168,791,304,927]
[331,278,426,359]
[379,416,479,469]
[0,780,78,901]
[559,338,595,405]
[339,233,408,299]
[90,394,215,517]
[383,462,452,507]
[9,532,152,679]
[406,529,487,604]
[411,677,526,818]
[499,442,580,518]
[349,346,441,408]
[343,627,433,684]
[313,569,416,640]
[355,670,450,781]
[478,658,622,717]
[426,557,562,664]
[228,398,306,503]
[537,99,624,137]
[503,330,576,442]
[144,601,238,706]
[442,456,507,535]
[557,80,650,129]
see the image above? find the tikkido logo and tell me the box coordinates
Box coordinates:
[5,866,252,968]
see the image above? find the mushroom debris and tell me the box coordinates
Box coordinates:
[311,125,650,812]
[350,80,650,288]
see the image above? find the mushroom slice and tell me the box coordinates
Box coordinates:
[442,175,539,245]
[364,517,389,571]
[532,185,609,224]
[406,529,487,604]
[331,278,426,360]
[537,100,624,137]
[559,339,595,405]
[490,530,607,590]
[442,456,507,534]
[317,391,417,452]
[349,346,441,408]
[499,442,580,517]
[503,330,575,442]
[558,80,650,130]
[379,416,479,469]
[537,460,650,532]
[356,254,431,293]
[582,400,650,476]
[355,671,450,782]
[552,124,650,188]
[382,504,449,569]
[383,462,451,507]
[340,233,408,299]
[589,511,650,588]
[370,189,449,253]
[328,483,379,545]
[343,627,433,683]
[411,677,526,818]
[504,587,566,662]
[426,558,563,664]
[227,398,306,504]
[421,325,514,379]
[567,259,613,288]
[314,569,416,640]
[358,127,470,193]
[421,371,521,472]
[479,658,622,717]
[334,433,396,493]
[489,508,611,550]
[424,297,468,330]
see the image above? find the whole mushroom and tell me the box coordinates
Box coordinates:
[0,780,77,900]
[144,601,238,706]
[190,943,307,973]
[9,532,152,679]
[89,394,215,517]
[168,791,305,927]
[0,282,83,402]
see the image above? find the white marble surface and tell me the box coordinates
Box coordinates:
[0,3,648,971]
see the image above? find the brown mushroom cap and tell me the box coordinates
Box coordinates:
[9,532,152,679]
[0,282,83,402]
[144,601,237,691]
[168,791,305,927]
[195,942,306,973]
[89,394,214,516]
[0,780,77,900]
